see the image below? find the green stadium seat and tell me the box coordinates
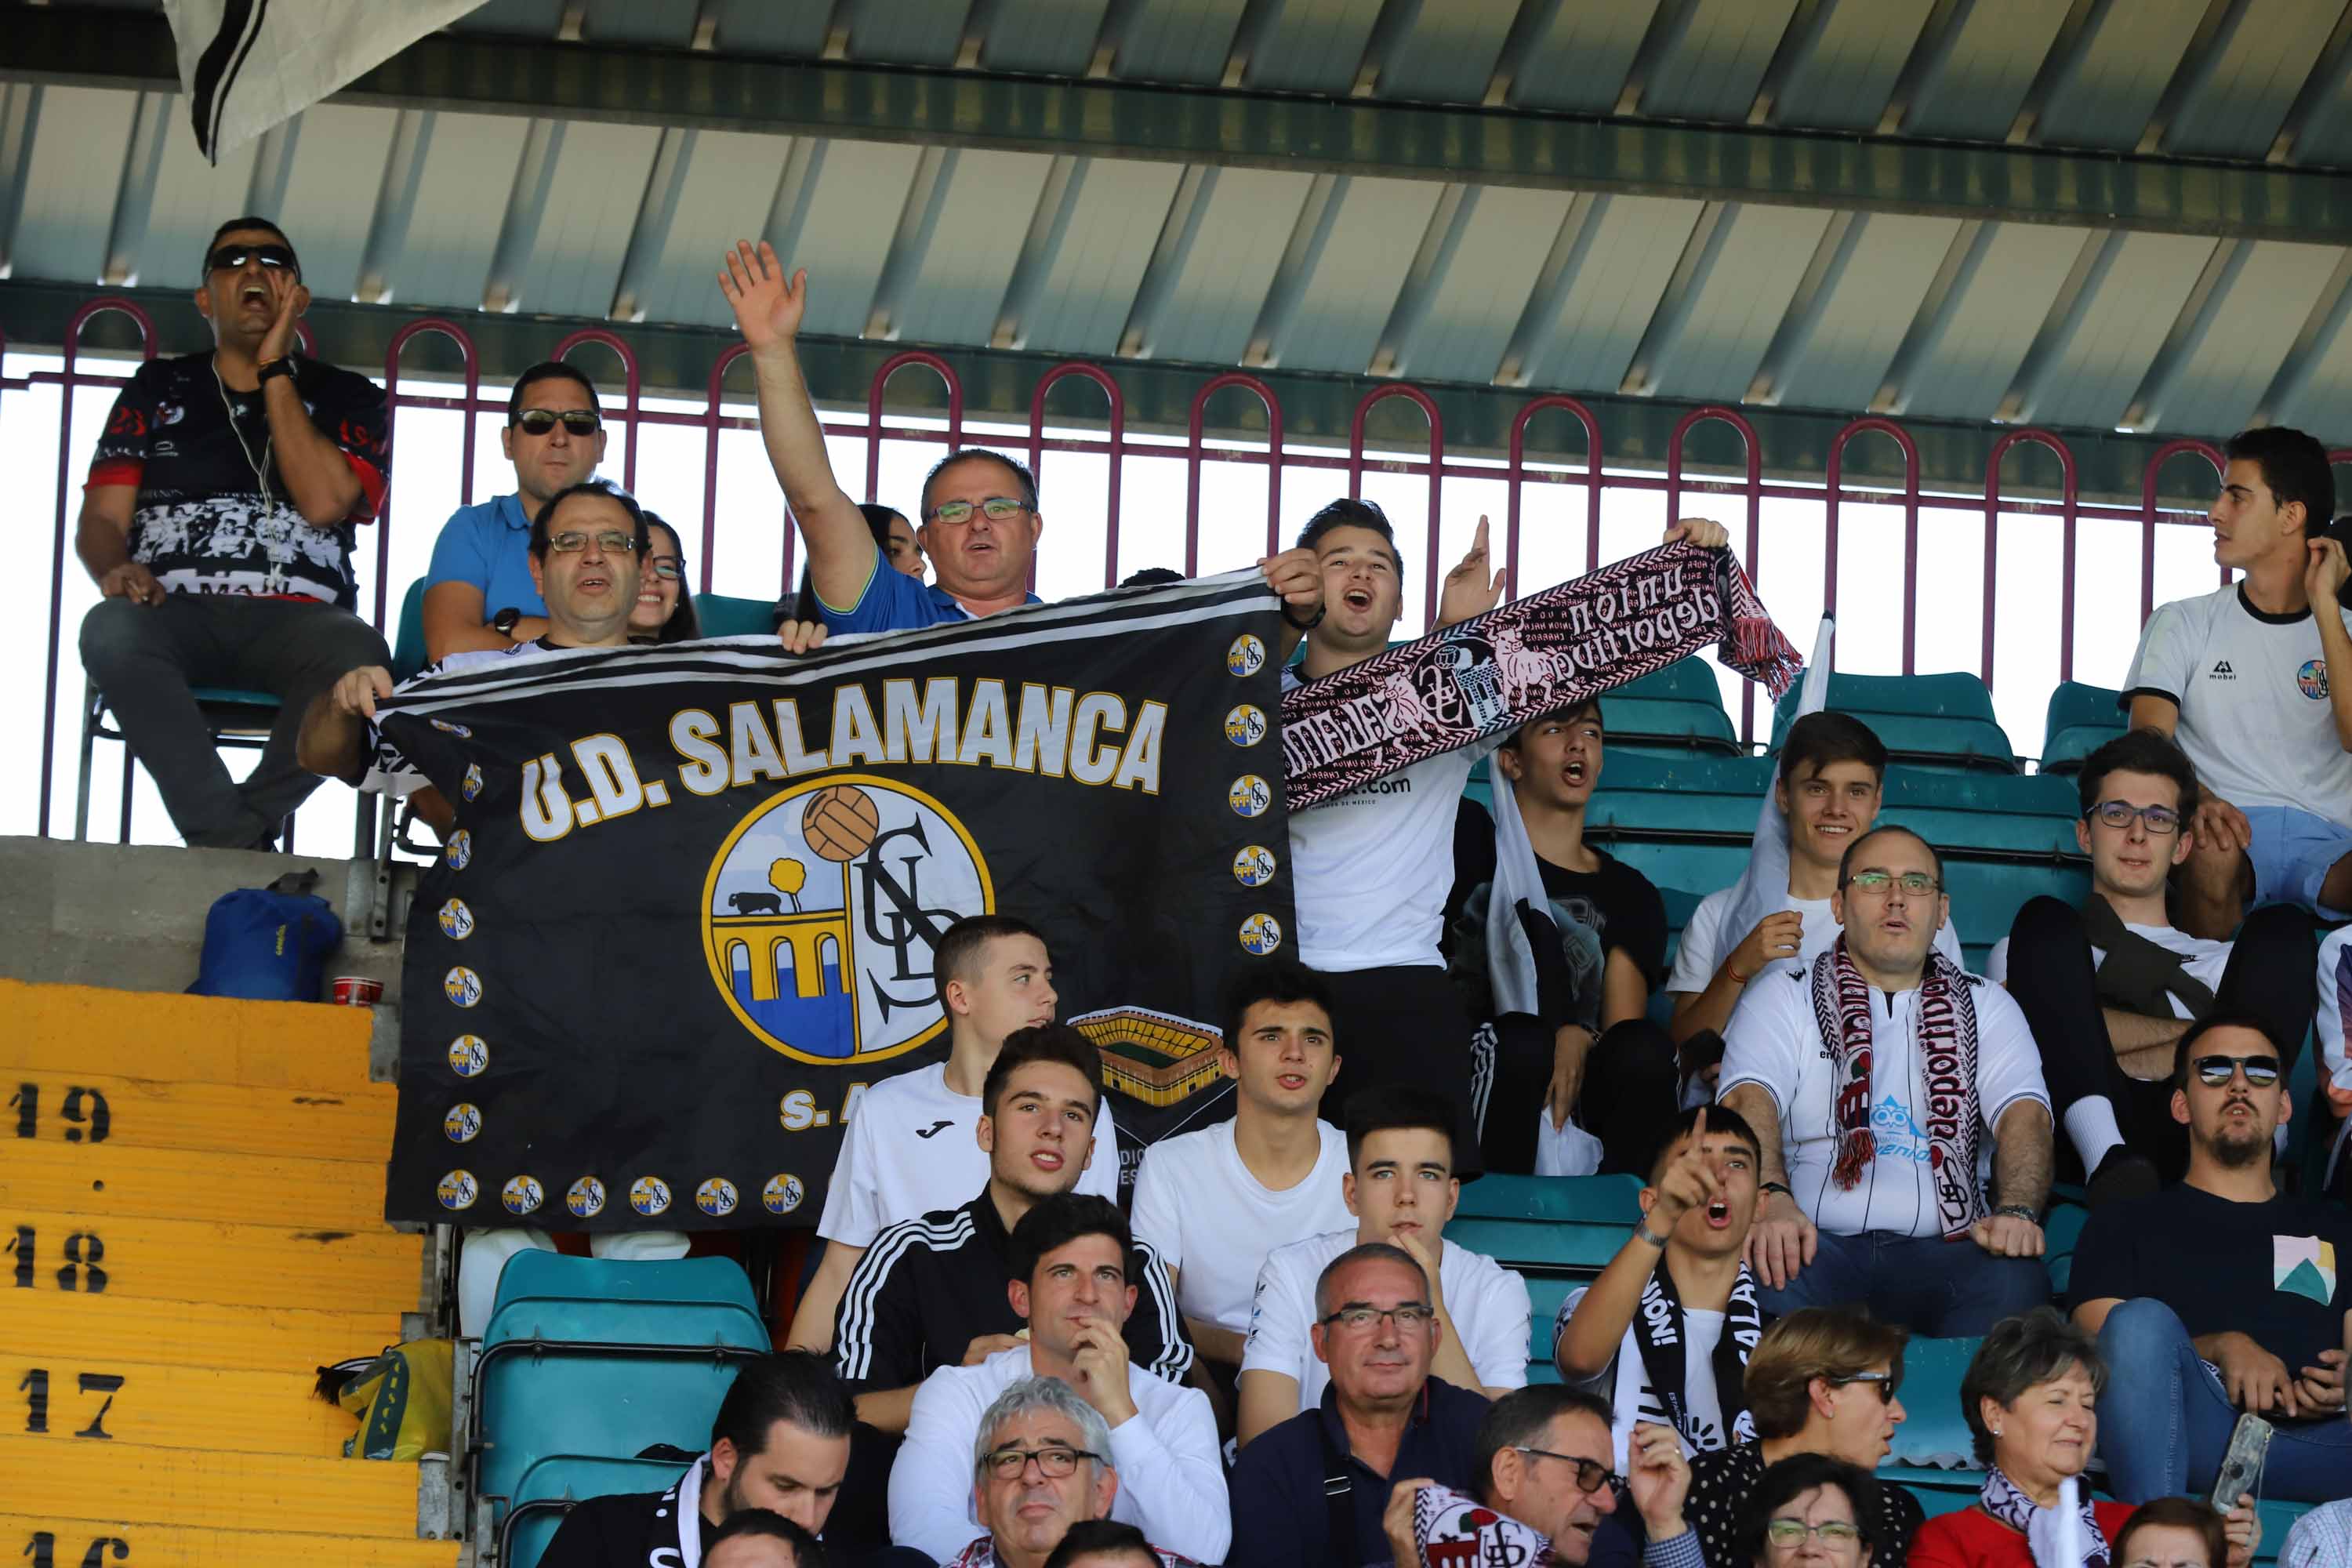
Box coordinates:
[503,1454,689,1568]
[1887,1336,1980,1469]
[1770,673,2020,774]
[2045,1200,2089,1298]
[2039,683,2126,775]
[1444,1176,1642,1290]
[392,577,430,681]
[699,592,778,637]
[1601,659,1741,756]
[1885,1463,1984,1519]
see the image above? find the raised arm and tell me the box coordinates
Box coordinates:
[717,241,880,613]
[2307,538,2352,751]
[296,666,394,783]
[1559,1116,1719,1377]
[256,274,364,526]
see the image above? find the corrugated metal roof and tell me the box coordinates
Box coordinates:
[5,0,2350,450]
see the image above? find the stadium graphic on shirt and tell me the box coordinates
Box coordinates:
[702,775,993,1066]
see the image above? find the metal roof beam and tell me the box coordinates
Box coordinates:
[1747,0,1835,128]
[1991,229,2125,426]
[2118,237,2246,433]
[13,4,2352,244]
[0,274,2221,506]
[2136,0,2249,156]
[1870,217,1992,416]
[0,83,39,278]
[2005,0,2108,146]
[1367,183,1474,378]
[2268,0,2352,165]
[991,153,1083,350]
[101,90,170,288]
[2252,249,2352,429]
[1745,209,1863,405]
[1875,0,1971,136]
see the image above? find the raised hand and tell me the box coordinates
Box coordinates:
[329,666,395,720]
[1626,1422,1691,1539]
[2307,535,2351,612]
[257,266,307,365]
[1437,517,1508,628]
[1727,911,1804,982]
[1650,1108,1722,1228]
[1258,546,1321,619]
[1664,517,1730,550]
[717,240,808,354]
[1067,1314,1138,1424]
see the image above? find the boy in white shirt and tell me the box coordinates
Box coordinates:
[2123,424,2352,937]
[1130,961,1354,1371]
[1718,825,2052,1338]
[789,914,1119,1352]
[1235,1085,1532,1444]
[1666,713,1960,1050]
[1991,728,2315,1200]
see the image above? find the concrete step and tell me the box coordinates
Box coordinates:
[6,1069,394,1160]
[3,1139,385,1232]
[0,1354,371,1457]
[0,1434,425,1535]
[0,1516,459,1568]
[2,1208,419,1314]
[2,979,375,1094]
[8,1290,396,1375]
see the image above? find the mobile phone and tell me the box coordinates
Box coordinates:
[2209,1412,2273,1513]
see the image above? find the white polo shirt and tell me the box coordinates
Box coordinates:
[1668,888,1962,996]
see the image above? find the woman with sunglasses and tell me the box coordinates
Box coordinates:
[630,514,702,643]
[1911,1310,2130,1568]
[1732,1453,1889,1568]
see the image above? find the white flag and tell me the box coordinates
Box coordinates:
[162,0,483,162]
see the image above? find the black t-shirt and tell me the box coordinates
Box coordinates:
[1446,798,1671,1025]
[88,350,390,604]
[2067,1184,2352,1372]
[535,1469,699,1568]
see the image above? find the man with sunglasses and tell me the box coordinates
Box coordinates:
[1718,824,2055,1337]
[2071,1014,2352,1503]
[1994,729,2317,1201]
[714,241,1324,639]
[1225,1240,1490,1567]
[419,361,608,660]
[76,215,393,850]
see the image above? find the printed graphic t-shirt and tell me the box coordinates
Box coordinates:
[87,351,390,604]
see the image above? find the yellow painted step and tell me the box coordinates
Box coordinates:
[0,980,374,1094]
[7,1290,394,1376]
[0,1355,360,1456]
[7,1070,394,1160]
[0,1517,459,1568]
[0,1435,422,1535]
[2,1209,419,1314]
[2,1140,384,1231]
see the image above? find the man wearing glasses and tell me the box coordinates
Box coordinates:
[77,215,393,849]
[1718,824,2055,1337]
[1993,729,2316,1203]
[1225,1240,1490,1567]
[889,1194,1225,1566]
[419,361,608,660]
[2071,1015,2352,1503]
[942,1376,1198,1567]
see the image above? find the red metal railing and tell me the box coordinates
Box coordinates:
[11,299,2303,842]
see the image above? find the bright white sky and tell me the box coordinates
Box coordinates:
[1,347,2228,852]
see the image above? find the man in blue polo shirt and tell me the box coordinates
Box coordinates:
[419,361,607,661]
[715,239,1322,637]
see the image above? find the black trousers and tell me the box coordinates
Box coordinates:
[1319,964,1480,1168]
[2003,897,2314,1181]
[1477,1014,1682,1177]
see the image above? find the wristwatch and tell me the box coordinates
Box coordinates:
[1281,600,1326,630]
[492,607,523,639]
[1759,1181,1792,1199]
[256,356,296,385]
[1993,1204,2042,1223]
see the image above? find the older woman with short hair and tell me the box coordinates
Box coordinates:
[1733,1452,1892,1568]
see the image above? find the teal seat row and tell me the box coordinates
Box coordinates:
[2041,682,2127,774]
[505,1454,690,1568]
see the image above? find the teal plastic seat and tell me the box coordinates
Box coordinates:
[1523,1272,1570,1384]
[1887,1336,1981,1469]
[473,1255,770,1523]
[1600,660,1741,756]
[2039,683,2126,775]
[2044,1200,2089,1298]
[503,1454,689,1568]
[1443,1174,1642,1289]
[391,577,430,681]
[1770,673,2020,774]
[698,592,779,637]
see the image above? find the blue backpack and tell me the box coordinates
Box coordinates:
[188,870,343,1001]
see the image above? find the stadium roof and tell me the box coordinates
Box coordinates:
[3,0,2349,496]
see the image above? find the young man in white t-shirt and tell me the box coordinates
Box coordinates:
[1666,713,1960,1048]
[1130,961,1354,1371]
[1553,1104,1767,1468]
[2123,424,2352,938]
[1991,728,2316,1201]
[1718,825,2053,1338]
[788,914,1119,1352]
[1287,501,1732,1138]
[1234,1085,1531,1444]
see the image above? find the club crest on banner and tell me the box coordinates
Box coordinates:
[702,775,993,1066]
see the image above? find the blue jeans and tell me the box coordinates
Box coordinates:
[2095,1298,2352,1504]
[1756,1228,2049,1338]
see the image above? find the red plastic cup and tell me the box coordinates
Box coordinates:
[332,975,384,1007]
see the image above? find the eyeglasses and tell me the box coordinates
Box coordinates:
[1512,1447,1621,1497]
[1766,1520,1864,1549]
[926,496,1029,525]
[207,243,299,277]
[1832,1371,1900,1403]
[1319,1302,1435,1333]
[2085,800,2181,835]
[648,559,682,580]
[514,408,601,437]
[547,530,637,554]
[1843,871,1940,896]
[2190,1054,2281,1089]
[979,1444,1101,1479]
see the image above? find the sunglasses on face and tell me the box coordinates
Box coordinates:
[2085,800,2181,835]
[2190,1054,2281,1089]
[548,530,637,554]
[1832,1371,1900,1403]
[207,244,300,277]
[925,496,1029,525]
[514,408,601,437]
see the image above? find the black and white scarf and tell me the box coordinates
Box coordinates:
[1630,1258,1764,1450]
[1809,938,1985,1240]
[1981,1465,2108,1568]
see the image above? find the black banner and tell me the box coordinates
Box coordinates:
[380,573,1288,1230]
